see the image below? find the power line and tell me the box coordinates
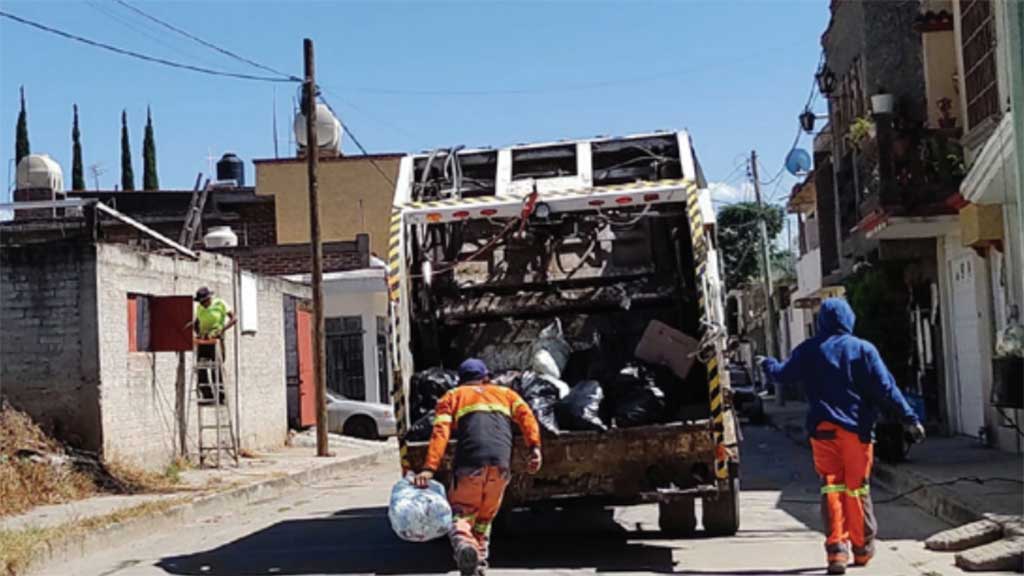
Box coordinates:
[0,10,296,83]
[318,94,398,189]
[111,0,301,82]
[337,38,807,97]
[759,52,825,187]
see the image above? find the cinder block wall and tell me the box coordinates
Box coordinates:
[94,243,306,470]
[0,240,102,451]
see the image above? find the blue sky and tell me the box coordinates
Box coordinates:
[1,0,829,208]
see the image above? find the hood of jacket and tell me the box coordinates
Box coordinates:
[817,298,856,336]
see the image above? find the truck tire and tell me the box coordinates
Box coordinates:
[658,499,697,536]
[702,478,740,536]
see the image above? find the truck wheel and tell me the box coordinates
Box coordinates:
[702,478,740,536]
[658,499,697,536]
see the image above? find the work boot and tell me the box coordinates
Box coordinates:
[852,554,873,567]
[476,559,489,576]
[826,560,847,575]
[454,543,480,576]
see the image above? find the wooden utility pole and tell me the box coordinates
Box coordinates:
[750,151,781,402]
[304,38,329,456]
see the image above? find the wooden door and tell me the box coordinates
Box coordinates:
[296,308,316,428]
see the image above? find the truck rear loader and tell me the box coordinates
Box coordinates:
[386,130,740,535]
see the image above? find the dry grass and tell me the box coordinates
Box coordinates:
[0,497,189,576]
[100,457,188,494]
[0,404,96,517]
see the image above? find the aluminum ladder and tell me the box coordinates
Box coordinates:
[188,338,238,467]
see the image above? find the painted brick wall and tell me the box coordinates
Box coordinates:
[94,243,308,469]
[0,240,102,451]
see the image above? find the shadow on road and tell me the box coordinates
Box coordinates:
[157,506,677,575]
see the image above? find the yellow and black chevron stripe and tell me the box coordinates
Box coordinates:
[401,178,693,210]
[685,183,728,481]
[385,207,411,471]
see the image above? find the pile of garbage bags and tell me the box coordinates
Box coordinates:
[407,320,679,437]
[388,474,452,542]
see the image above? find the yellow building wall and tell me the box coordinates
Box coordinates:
[922,30,962,129]
[255,156,400,257]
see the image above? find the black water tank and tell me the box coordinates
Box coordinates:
[216,153,245,186]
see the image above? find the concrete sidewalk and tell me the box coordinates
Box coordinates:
[762,401,1024,527]
[1,434,397,575]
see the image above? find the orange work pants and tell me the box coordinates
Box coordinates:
[810,422,877,566]
[448,466,510,561]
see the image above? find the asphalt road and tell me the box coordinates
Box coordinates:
[60,425,970,576]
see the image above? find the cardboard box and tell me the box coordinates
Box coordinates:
[634,320,700,380]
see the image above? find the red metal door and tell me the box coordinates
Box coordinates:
[296,308,316,427]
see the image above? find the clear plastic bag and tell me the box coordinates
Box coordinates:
[388,474,453,543]
[531,319,571,380]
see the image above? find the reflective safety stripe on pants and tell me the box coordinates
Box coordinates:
[448,465,510,561]
[810,422,877,564]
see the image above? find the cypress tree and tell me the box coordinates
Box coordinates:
[142,106,158,190]
[72,104,85,191]
[120,110,135,191]
[15,86,30,165]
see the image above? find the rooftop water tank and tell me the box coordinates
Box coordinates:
[204,226,238,248]
[293,103,342,153]
[15,154,64,191]
[216,153,245,186]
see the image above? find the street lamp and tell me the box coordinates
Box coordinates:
[799,108,831,134]
[815,64,837,96]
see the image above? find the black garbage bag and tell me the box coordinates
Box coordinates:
[407,410,436,442]
[608,365,667,428]
[491,370,522,388]
[514,371,561,436]
[556,380,608,432]
[410,367,457,421]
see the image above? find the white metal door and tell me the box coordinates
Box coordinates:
[949,254,985,437]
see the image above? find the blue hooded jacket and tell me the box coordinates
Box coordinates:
[762,298,918,441]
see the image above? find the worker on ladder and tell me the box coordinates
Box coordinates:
[187,287,236,404]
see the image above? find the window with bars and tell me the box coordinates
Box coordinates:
[960,0,1000,129]
[326,316,365,401]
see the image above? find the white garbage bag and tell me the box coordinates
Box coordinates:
[531,319,571,383]
[388,474,453,542]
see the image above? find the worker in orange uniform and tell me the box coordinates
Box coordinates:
[413,358,542,576]
[760,299,925,575]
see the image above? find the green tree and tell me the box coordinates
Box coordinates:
[15,86,29,165]
[142,106,158,190]
[120,110,134,191]
[716,201,785,290]
[71,104,85,191]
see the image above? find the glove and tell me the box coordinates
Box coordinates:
[906,421,926,444]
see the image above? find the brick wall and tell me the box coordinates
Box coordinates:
[213,234,369,276]
[94,243,308,469]
[234,202,277,248]
[0,240,102,451]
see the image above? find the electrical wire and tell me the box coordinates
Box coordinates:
[111,0,301,82]
[0,10,296,83]
[85,0,215,66]
[317,95,398,189]
[759,52,825,187]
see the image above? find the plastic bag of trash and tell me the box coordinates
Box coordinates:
[410,367,457,421]
[556,380,608,432]
[515,371,563,435]
[531,319,571,380]
[491,370,522,388]
[608,365,667,428]
[388,474,453,543]
[407,410,436,442]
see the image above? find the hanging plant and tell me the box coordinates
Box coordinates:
[846,116,877,150]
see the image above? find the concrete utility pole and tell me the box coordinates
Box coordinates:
[750,151,781,404]
[304,38,329,457]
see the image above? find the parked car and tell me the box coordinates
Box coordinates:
[326,392,398,440]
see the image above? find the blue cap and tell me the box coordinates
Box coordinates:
[458,358,489,383]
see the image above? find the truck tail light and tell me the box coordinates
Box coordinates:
[480,208,498,216]
[615,196,633,205]
[588,200,605,207]
[643,193,660,202]
[426,213,443,223]
[453,211,470,219]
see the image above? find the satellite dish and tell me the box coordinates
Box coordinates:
[785,148,812,176]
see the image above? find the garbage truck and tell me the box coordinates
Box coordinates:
[386,130,740,535]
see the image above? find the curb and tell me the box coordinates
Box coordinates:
[25,445,398,575]
[762,409,983,527]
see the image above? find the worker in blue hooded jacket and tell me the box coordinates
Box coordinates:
[760,298,925,575]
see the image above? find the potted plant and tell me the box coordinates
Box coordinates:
[992,321,1024,409]
[847,116,877,151]
[871,90,896,115]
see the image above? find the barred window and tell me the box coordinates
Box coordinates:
[960,0,1000,129]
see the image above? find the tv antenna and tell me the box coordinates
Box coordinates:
[88,163,107,191]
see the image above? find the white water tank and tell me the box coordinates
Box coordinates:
[16,154,64,191]
[293,103,342,153]
[204,226,238,248]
